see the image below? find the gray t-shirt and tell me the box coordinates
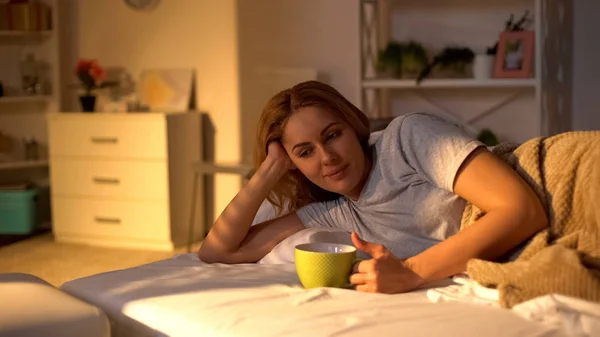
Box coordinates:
[296,112,483,259]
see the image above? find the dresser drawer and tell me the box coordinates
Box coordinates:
[50,158,168,200]
[48,118,167,159]
[52,198,170,241]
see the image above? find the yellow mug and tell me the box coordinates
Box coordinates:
[295,243,357,289]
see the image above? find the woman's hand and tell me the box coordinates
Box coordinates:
[349,232,425,293]
[266,141,295,173]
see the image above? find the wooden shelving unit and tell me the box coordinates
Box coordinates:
[358,0,573,143]
[0,0,59,182]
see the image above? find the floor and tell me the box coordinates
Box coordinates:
[0,232,201,287]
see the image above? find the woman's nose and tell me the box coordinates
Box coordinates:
[319,146,339,165]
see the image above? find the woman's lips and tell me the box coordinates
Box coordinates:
[325,164,349,181]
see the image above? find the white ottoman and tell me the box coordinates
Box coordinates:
[0,273,110,337]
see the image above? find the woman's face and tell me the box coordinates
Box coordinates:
[281,106,368,199]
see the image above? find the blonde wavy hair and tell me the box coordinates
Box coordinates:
[254,80,371,214]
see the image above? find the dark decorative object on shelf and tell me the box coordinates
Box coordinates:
[417,47,475,83]
[477,129,500,147]
[487,11,533,56]
[0,80,4,97]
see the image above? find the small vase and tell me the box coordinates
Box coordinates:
[473,54,495,79]
[79,95,96,112]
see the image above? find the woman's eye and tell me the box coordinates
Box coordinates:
[326,131,339,141]
[299,149,313,158]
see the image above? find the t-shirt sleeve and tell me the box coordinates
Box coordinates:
[295,198,354,232]
[394,113,484,191]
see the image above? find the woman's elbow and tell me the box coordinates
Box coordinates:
[197,244,255,264]
[517,194,548,235]
[529,203,549,233]
[197,244,227,264]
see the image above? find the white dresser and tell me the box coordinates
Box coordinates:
[47,112,204,251]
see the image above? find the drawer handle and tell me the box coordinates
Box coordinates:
[94,217,121,225]
[91,137,118,144]
[93,177,120,184]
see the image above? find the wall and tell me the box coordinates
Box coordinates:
[63,0,240,218]
[66,0,361,220]
[237,0,360,163]
[572,0,600,131]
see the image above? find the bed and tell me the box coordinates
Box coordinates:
[61,253,571,337]
[60,225,594,337]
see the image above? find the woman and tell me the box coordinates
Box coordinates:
[198,80,548,294]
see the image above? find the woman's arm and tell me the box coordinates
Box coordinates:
[349,147,548,293]
[198,143,305,264]
[405,147,548,282]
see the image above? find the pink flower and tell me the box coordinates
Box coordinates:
[89,63,106,83]
[74,58,117,94]
[75,59,93,74]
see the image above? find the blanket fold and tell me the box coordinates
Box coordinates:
[460,131,600,308]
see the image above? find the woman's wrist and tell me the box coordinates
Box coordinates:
[251,156,289,189]
[404,255,433,284]
[260,156,290,180]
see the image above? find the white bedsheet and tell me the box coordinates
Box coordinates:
[61,254,568,337]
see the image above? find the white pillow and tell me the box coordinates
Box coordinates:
[251,199,282,226]
[258,228,371,264]
[253,200,370,264]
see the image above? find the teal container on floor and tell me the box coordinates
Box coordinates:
[0,189,38,235]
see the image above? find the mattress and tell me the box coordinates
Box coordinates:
[61,254,568,337]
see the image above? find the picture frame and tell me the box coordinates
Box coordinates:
[493,31,535,78]
[137,68,194,112]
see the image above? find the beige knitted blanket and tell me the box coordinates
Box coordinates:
[460,131,600,308]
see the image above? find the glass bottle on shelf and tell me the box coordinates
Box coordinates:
[23,137,39,161]
[20,53,39,96]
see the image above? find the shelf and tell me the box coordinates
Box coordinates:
[362,78,538,89]
[0,30,53,38]
[0,160,48,170]
[0,96,52,104]
[192,161,254,176]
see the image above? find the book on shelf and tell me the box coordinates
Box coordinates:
[0,0,52,32]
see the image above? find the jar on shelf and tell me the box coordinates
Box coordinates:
[20,53,39,95]
[23,137,39,161]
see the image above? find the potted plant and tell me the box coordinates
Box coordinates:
[399,41,429,79]
[376,41,403,78]
[377,41,428,79]
[476,128,500,147]
[75,59,118,112]
[417,46,475,83]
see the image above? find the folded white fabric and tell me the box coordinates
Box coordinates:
[427,275,600,336]
[426,274,499,307]
[512,294,600,337]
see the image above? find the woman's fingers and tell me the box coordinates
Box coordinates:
[355,284,373,293]
[349,272,366,285]
[352,259,373,274]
